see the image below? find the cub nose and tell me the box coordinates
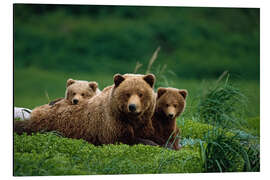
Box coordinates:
[168,113,174,118]
[128,104,136,112]
[73,99,79,105]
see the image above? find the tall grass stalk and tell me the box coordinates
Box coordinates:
[133,61,143,73]
[146,46,160,74]
[44,90,51,103]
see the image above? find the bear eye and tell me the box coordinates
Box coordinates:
[173,104,177,108]
[126,93,130,98]
[73,92,76,96]
[166,104,169,107]
[138,93,143,98]
[81,93,85,96]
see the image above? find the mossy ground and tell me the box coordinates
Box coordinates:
[14,132,203,176]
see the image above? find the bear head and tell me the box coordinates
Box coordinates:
[111,73,156,118]
[65,78,99,105]
[156,87,188,120]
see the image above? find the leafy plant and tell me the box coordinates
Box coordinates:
[198,128,247,172]
[197,72,247,129]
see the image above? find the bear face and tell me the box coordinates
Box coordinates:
[156,87,187,121]
[111,74,156,118]
[65,78,99,105]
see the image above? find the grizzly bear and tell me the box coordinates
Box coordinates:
[49,78,100,106]
[151,87,188,150]
[14,74,158,146]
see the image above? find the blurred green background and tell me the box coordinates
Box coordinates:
[14,4,259,118]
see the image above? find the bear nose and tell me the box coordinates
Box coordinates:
[73,99,79,105]
[128,104,136,112]
[168,113,174,118]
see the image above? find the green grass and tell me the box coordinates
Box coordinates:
[14,133,203,176]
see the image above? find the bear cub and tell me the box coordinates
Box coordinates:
[49,78,100,106]
[152,87,188,150]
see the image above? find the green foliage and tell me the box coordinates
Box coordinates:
[180,118,213,139]
[14,5,259,80]
[179,118,233,140]
[14,133,202,176]
[244,142,260,171]
[244,117,260,136]
[199,128,245,172]
[197,73,247,129]
[179,118,259,172]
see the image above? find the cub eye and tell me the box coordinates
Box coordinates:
[73,93,76,96]
[166,104,169,107]
[138,93,143,98]
[126,93,130,98]
[173,104,177,108]
[81,93,85,96]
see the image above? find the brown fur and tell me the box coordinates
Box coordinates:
[151,87,188,150]
[15,74,158,146]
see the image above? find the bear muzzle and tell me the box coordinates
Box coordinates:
[168,113,175,119]
[73,99,79,105]
[127,95,141,114]
[128,104,137,112]
[167,106,176,119]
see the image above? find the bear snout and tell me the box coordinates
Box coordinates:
[127,94,141,113]
[73,99,79,105]
[168,113,174,119]
[128,104,137,112]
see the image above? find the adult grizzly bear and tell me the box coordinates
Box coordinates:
[14,74,158,146]
[151,87,188,150]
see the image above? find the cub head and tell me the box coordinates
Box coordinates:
[65,78,99,105]
[156,87,188,120]
[112,73,156,116]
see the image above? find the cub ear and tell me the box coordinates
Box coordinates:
[89,81,98,92]
[143,74,155,88]
[66,78,75,87]
[179,89,188,99]
[157,88,167,99]
[113,74,125,87]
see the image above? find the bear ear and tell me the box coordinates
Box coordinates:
[89,81,98,92]
[143,74,155,88]
[157,88,167,99]
[179,89,188,99]
[66,78,75,87]
[113,74,125,87]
